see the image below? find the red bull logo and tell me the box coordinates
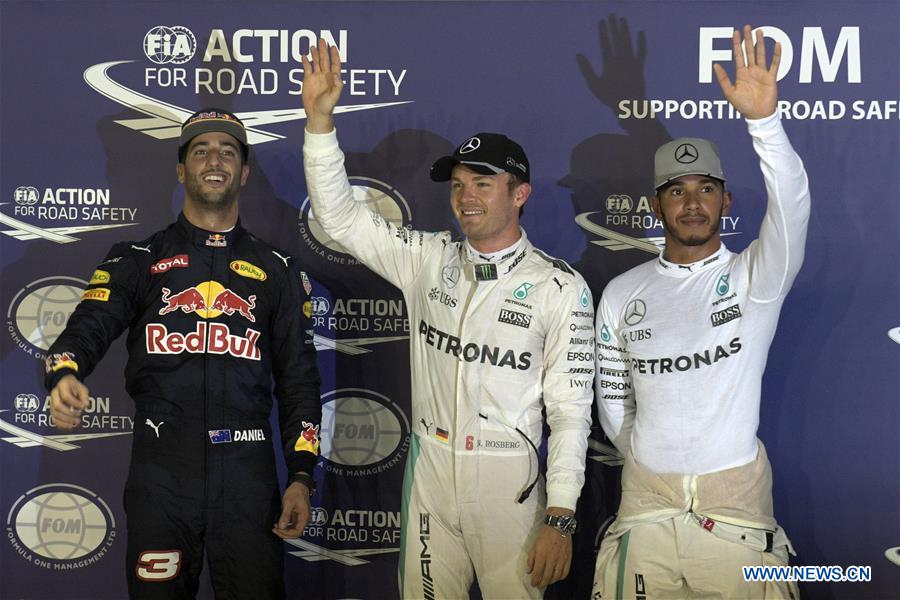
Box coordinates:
[159,286,207,315]
[146,322,261,360]
[209,289,256,322]
[295,421,320,454]
[206,234,227,248]
[158,282,256,322]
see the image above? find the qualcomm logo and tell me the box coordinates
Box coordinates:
[6,483,117,570]
[143,26,196,65]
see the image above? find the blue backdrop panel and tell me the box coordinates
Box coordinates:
[1,2,897,598]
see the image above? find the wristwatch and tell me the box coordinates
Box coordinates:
[544,514,577,536]
[288,472,316,497]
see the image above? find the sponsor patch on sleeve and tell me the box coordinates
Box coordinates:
[89,269,111,285]
[295,421,320,454]
[45,352,79,374]
[83,288,110,302]
[300,271,313,295]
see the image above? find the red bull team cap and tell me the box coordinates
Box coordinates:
[179,108,249,162]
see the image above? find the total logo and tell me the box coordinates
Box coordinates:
[2,186,139,244]
[299,177,412,266]
[575,193,741,254]
[5,483,117,570]
[6,276,87,361]
[318,388,410,478]
[1,393,133,451]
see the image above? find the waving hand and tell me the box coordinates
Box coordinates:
[713,25,781,120]
[302,39,344,133]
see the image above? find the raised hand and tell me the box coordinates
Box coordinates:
[301,38,344,133]
[713,25,781,120]
[576,14,647,109]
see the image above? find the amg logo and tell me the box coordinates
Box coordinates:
[635,572,647,599]
[498,308,532,329]
[420,512,435,600]
[711,304,742,327]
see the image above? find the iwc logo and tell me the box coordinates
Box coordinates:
[318,388,410,477]
[299,177,411,266]
[6,483,117,570]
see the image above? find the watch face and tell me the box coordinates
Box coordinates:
[558,515,577,534]
[547,515,577,535]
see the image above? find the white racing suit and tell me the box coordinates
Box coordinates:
[593,113,809,599]
[304,129,594,599]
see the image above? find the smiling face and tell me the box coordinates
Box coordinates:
[176,131,249,211]
[652,174,731,262]
[449,164,530,253]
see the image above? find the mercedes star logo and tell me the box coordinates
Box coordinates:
[624,299,647,326]
[459,137,481,154]
[675,143,699,164]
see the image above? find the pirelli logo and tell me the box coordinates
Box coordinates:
[711,304,742,327]
[82,288,110,302]
[498,308,532,329]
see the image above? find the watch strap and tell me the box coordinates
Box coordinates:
[288,472,316,496]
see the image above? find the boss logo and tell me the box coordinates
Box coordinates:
[711,305,742,327]
[498,309,532,329]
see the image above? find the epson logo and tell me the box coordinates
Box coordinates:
[699,26,860,83]
[711,305,742,327]
[498,309,532,329]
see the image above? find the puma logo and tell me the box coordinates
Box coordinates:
[145,419,164,438]
[272,251,290,267]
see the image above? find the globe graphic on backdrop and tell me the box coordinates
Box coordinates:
[319,392,405,467]
[14,281,85,350]
[142,25,195,65]
[143,26,177,64]
[14,491,108,560]
[306,179,408,254]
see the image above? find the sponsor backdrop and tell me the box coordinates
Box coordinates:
[1,2,897,599]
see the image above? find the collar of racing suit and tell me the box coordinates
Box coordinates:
[176,212,246,248]
[656,242,731,277]
[460,227,532,280]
